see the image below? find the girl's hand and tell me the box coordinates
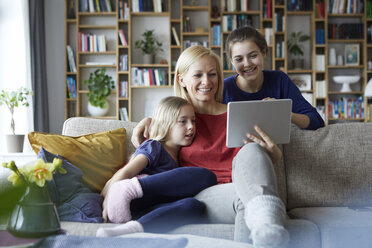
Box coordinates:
[262,97,276,101]
[244,125,282,164]
[131,117,152,148]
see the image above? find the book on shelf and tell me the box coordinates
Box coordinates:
[328,97,364,119]
[66,45,77,72]
[118,29,128,46]
[264,28,273,46]
[66,76,77,99]
[119,107,129,121]
[78,32,107,52]
[119,0,130,19]
[171,27,180,46]
[119,81,128,97]
[119,54,128,71]
[315,55,325,71]
[315,80,326,98]
[80,0,114,13]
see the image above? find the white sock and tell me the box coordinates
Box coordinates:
[96,221,144,237]
[244,195,289,248]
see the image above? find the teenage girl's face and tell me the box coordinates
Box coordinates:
[167,104,196,147]
[179,55,219,105]
[230,40,265,84]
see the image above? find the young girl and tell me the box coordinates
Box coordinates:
[224,25,324,130]
[97,96,217,237]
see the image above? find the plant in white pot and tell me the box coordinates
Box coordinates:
[83,68,115,117]
[287,31,310,70]
[0,87,33,153]
[135,29,163,64]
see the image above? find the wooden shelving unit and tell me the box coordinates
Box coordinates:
[64,0,372,124]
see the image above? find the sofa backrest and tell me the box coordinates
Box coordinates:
[284,123,372,210]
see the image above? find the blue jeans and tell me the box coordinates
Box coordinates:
[130,167,217,233]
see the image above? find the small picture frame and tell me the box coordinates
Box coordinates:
[289,74,312,91]
[344,44,359,66]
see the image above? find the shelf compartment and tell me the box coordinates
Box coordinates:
[78,25,116,29]
[131,64,169,67]
[79,12,116,16]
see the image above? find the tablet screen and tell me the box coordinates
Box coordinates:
[226,99,292,148]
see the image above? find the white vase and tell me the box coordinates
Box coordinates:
[329,48,337,66]
[6,134,25,153]
[87,102,109,117]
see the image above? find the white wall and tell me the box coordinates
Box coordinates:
[45,0,65,134]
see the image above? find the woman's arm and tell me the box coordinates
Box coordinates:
[244,125,282,164]
[131,117,152,148]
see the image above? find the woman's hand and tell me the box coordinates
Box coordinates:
[244,125,282,164]
[131,117,152,148]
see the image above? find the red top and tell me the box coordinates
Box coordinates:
[179,112,240,184]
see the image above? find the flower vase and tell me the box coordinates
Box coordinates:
[7,184,61,238]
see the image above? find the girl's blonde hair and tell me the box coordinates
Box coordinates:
[173,45,223,103]
[149,96,192,142]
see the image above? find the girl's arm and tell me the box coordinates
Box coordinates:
[291,112,310,129]
[100,154,148,197]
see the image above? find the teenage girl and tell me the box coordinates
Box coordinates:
[97,96,217,237]
[224,26,324,130]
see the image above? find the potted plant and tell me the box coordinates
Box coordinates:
[135,29,163,64]
[83,68,115,117]
[287,31,310,70]
[0,87,33,153]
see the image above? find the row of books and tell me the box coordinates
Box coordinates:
[315,29,325,44]
[315,80,326,98]
[78,32,107,52]
[131,68,168,86]
[223,54,235,70]
[328,0,363,14]
[118,0,130,19]
[132,0,163,12]
[275,41,285,58]
[264,28,273,46]
[315,55,326,71]
[287,0,312,11]
[79,0,113,13]
[315,1,326,18]
[328,23,364,39]
[119,107,129,121]
[119,54,128,71]
[328,97,365,119]
[274,12,285,32]
[183,16,192,32]
[367,0,372,18]
[66,77,77,99]
[222,14,253,32]
[211,24,221,46]
[262,0,272,19]
[118,29,128,46]
[367,26,372,44]
[223,0,250,12]
[119,81,128,98]
[66,45,77,73]
[171,27,180,46]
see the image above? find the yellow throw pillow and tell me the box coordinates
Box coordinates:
[28,128,126,193]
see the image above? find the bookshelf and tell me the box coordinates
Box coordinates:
[65,0,372,124]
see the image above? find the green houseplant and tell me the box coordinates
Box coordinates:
[83,68,115,117]
[135,30,163,64]
[287,31,310,69]
[0,87,33,153]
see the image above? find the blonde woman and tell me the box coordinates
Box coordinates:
[97,96,217,237]
[132,46,289,248]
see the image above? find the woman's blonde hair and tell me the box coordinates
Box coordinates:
[173,45,223,103]
[149,96,192,142]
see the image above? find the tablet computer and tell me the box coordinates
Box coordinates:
[226,99,292,148]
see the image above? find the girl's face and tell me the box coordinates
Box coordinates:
[166,104,196,147]
[179,55,219,105]
[230,40,265,83]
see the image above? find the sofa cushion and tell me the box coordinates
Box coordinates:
[284,123,372,209]
[289,207,372,248]
[28,128,127,192]
[39,147,103,223]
